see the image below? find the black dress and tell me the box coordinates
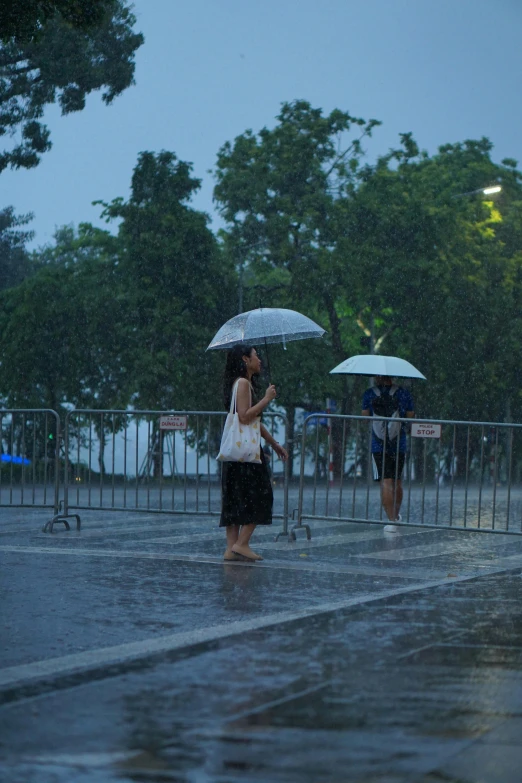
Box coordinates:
[219,388,274,531]
[220,448,273,526]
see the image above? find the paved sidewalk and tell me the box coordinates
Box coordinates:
[1,509,522,782]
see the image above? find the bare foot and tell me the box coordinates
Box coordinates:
[232,544,263,561]
[223,549,243,561]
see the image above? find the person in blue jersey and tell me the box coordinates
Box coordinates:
[362,375,415,533]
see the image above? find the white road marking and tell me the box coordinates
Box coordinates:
[144,527,385,546]
[0,570,501,692]
[258,528,428,550]
[14,751,139,768]
[0,544,444,579]
[60,519,203,539]
[360,532,519,560]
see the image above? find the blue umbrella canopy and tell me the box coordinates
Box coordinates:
[330,354,426,379]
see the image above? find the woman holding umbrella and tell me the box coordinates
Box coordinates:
[220,344,288,562]
[209,307,325,557]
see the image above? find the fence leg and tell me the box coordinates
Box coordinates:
[274,433,291,542]
[289,423,313,541]
[43,513,81,534]
[43,412,81,533]
[289,507,312,541]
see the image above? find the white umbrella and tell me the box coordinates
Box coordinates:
[207,308,326,350]
[330,354,426,379]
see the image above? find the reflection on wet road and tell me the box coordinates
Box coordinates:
[1,509,522,781]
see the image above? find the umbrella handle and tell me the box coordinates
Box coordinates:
[264,336,272,384]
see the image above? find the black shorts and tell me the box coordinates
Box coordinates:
[373,452,405,481]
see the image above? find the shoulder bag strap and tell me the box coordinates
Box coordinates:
[230,379,240,414]
[231,377,255,415]
[231,378,252,414]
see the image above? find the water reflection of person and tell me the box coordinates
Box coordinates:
[220,344,288,562]
[221,563,258,609]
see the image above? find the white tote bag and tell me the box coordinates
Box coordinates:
[217,379,261,463]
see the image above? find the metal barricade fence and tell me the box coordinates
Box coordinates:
[0,409,61,522]
[48,409,290,536]
[294,413,522,540]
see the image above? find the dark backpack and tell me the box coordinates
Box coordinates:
[371,385,402,443]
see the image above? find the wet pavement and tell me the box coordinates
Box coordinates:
[1,507,522,782]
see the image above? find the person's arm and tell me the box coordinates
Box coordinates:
[361,409,370,416]
[236,378,276,425]
[260,423,288,461]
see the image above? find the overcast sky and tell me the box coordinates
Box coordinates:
[2,0,521,247]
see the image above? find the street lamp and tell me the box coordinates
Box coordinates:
[453,185,502,198]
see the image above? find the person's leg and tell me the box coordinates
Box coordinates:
[391,453,405,520]
[393,480,403,519]
[232,523,263,560]
[381,479,396,521]
[224,525,240,560]
[382,453,406,532]
[382,481,404,521]
[236,523,256,546]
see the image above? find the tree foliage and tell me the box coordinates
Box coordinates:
[0,152,236,414]
[0,223,126,411]
[0,206,34,289]
[0,1,116,42]
[0,0,143,172]
[97,151,237,411]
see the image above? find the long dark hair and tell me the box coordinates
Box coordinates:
[223,343,259,409]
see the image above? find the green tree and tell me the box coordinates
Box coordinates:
[0,261,86,410]
[0,1,116,42]
[35,223,130,408]
[0,0,143,172]
[0,223,128,409]
[0,221,130,470]
[98,150,237,413]
[0,206,34,289]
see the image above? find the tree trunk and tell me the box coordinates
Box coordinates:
[323,291,345,362]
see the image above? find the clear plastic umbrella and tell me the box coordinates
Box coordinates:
[330,354,426,379]
[207,308,325,350]
[207,307,326,378]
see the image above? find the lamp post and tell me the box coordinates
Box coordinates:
[452,185,502,198]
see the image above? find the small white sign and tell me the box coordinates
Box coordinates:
[159,415,188,431]
[412,423,441,439]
